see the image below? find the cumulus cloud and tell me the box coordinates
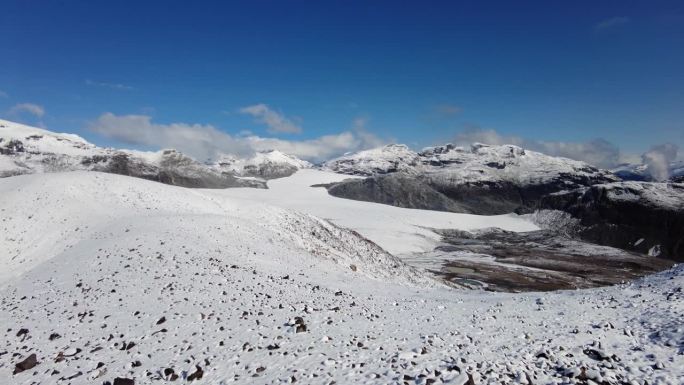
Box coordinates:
[89,113,252,160]
[9,103,45,117]
[453,128,524,147]
[594,16,630,31]
[245,132,378,161]
[85,79,134,91]
[534,139,620,169]
[350,117,387,149]
[642,143,678,181]
[88,113,383,162]
[453,128,621,168]
[239,104,303,134]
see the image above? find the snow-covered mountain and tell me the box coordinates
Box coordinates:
[0,119,311,187]
[325,142,616,184]
[2,171,683,384]
[322,143,618,215]
[213,150,312,179]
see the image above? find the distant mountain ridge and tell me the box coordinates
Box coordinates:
[321,142,619,214]
[0,119,311,188]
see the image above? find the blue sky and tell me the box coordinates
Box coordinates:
[1,0,683,163]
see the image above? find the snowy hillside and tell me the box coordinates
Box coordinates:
[1,171,683,384]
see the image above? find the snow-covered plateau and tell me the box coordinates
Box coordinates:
[0,120,683,385]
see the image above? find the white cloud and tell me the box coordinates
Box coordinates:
[245,132,367,161]
[239,104,303,134]
[85,79,134,91]
[594,16,630,31]
[453,128,622,168]
[88,113,384,162]
[453,129,524,147]
[534,139,620,169]
[89,113,250,161]
[642,143,678,181]
[9,103,45,118]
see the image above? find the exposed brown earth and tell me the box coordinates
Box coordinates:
[406,229,676,292]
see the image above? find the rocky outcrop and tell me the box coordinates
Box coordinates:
[539,182,684,261]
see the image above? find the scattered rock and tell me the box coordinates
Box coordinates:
[187,365,203,381]
[13,353,39,375]
[113,378,134,385]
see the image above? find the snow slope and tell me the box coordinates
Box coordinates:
[205,169,539,255]
[1,172,682,385]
